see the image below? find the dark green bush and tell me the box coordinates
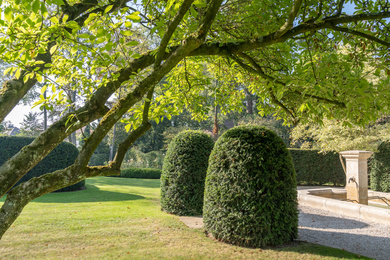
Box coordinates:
[288,149,345,186]
[160,130,214,216]
[369,141,390,192]
[0,136,84,192]
[203,125,298,247]
[119,167,162,179]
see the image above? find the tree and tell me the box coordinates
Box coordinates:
[0,0,390,239]
[291,118,390,152]
[20,112,43,137]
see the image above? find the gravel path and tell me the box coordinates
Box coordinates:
[298,205,390,260]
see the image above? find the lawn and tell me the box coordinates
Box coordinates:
[0,177,370,259]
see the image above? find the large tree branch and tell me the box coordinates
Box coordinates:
[190,11,390,56]
[274,0,303,38]
[154,0,196,69]
[0,163,120,240]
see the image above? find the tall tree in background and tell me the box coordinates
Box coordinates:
[20,112,42,137]
[0,0,390,239]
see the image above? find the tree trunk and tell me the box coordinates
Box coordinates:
[245,88,253,114]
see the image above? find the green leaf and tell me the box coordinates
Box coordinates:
[3,67,13,76]
[104,5,113,14]
[121,30,133,36]
[15,68,21,79]
[193,0,207,7]
[84,13,97,25]
[50,45,57,54]
[36,73,43,83]
[127,13,141,23]
[32,0,40,13]
[50,16,59,24]
[126,41,139,46]
[4,7,12,22]
[41,84,47,94]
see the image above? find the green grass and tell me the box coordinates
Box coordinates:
[0,177,370,259]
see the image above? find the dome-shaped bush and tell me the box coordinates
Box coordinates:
[203,125,298,247]
[370,141,390,192]
[0,136,84,192]
[161,130,214,216]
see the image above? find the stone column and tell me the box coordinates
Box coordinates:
[340,150,373,205]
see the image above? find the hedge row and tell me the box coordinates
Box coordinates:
[288,149,345,186]
[0,136,84,192]
[370,141,390,192]
[119,167,162,179]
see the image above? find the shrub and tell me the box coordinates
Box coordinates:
[160,130,214,216]
[0,136,84,192]
[288,149,345,186]
[203,125,298,247]
[119,167,162,179]
[370,141,390,192]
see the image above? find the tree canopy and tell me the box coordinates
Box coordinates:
[0,0,390,239]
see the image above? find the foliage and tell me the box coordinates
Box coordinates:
[123,149,165,169]
[236,114,291,146]
[203,125,298,247]
[1,0,390,240]
[0,136,83,192]
[291,119,390,152]
[289,149,345,186]
[20,111,42,137]
[161,130,214,216]
[118,167,161,179]
[369,141,390,192]
[88,138,110,166]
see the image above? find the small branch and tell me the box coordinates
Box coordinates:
[154,0,195,70]
[304,37,319,83]
[329,25,390,48]
[274,0,303,38]
[336,0,345,17]
[112,87,154,168]
[268,88,298,123]
[231,53,346,108]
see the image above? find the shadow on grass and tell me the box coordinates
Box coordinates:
[274,241,372,259]
[31,183,145,203]
[90,176,161,189]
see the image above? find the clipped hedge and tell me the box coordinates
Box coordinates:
[289,149,345,186]
[203,125,298,247]
[369,141,390,192]
[119,167,162,179]
[161,130,214,216]
[0,136,84,192]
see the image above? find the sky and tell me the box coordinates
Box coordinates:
[4,3,357,128]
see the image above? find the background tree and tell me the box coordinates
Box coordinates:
[291,118,390,152]
[20,112,43,137]
[0,0,390,240]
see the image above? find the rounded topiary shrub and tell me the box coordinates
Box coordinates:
[203,125,298,247]
[160,130,214,216]
[370,141,390,192]
[0,136,84,192]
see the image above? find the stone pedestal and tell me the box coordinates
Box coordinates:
[340,150,373,205]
